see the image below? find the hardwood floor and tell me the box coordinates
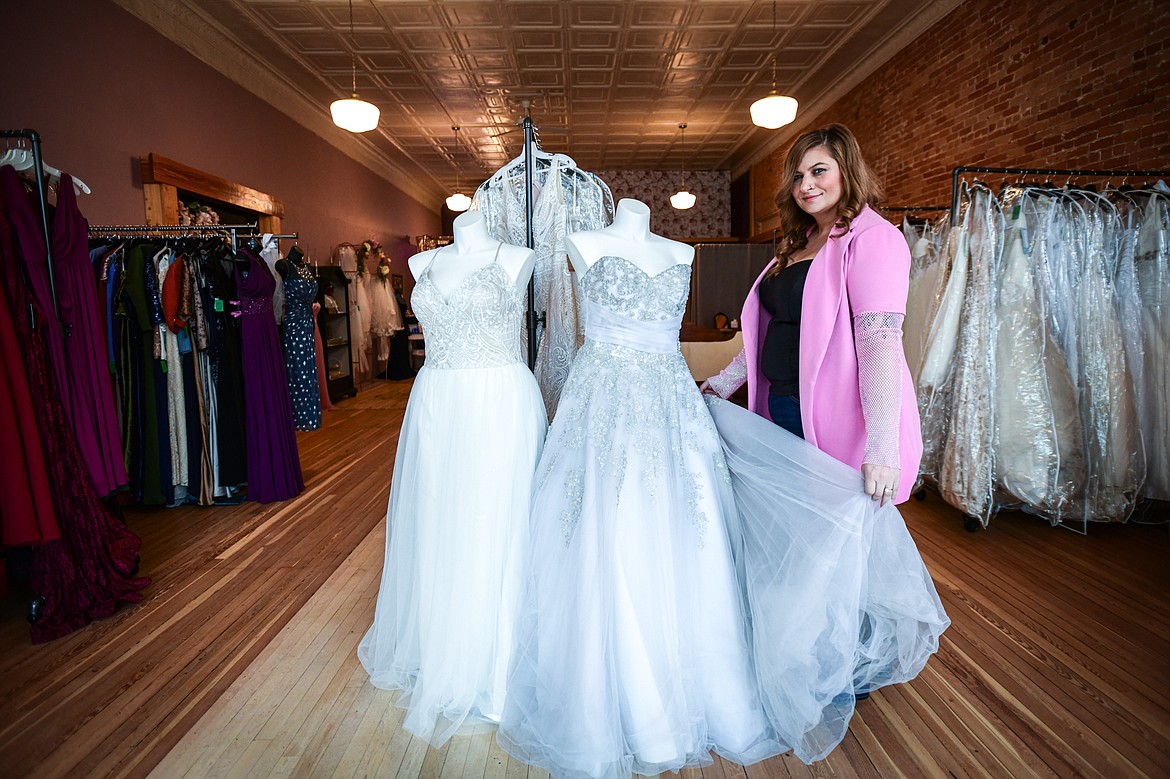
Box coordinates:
[2,379,1168,778]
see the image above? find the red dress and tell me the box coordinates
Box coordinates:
[0,219,59,549]
[0,166,149,642]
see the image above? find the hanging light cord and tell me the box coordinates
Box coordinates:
[452,125,462,192]
[346,0,355,95]
[679,123,688,191]
[767,0,776,91]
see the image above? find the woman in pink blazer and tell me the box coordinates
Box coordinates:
[702,124,921,506]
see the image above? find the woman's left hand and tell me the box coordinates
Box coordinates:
[862,463,900,506]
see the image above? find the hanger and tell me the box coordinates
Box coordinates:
[0,144,92,195]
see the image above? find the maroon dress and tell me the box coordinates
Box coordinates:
[0,171,149,643]
[0,219,59,549]
[235,247,304,502]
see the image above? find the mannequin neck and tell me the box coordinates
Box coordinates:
[610,201,651,241]
[451,214,493,253]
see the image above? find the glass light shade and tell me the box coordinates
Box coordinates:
[330,97,380,133]
[445,192,472,212]
[750,93,799,129]
[670,189,697,210]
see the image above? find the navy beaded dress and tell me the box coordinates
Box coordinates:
[282,257,323,431]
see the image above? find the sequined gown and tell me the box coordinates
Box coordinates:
[281,259,322,431]
[499,256,781,778]
[358,254,547,746]
[499,256,949,777]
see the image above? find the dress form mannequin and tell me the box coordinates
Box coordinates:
[565,198,694,276]
[409,210,535,299]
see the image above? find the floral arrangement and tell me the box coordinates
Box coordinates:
[178,201,221,226]
[356,238,391,281]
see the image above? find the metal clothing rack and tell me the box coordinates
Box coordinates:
[521,112,539,369]
[88,223,297,251]
[880,205,950,212]
[2,130,61,326]
[950,166,1170,226]
[486,102,575,369]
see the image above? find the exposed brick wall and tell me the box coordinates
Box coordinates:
[751,0,1170,232]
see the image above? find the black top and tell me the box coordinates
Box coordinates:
[759,259,812,394]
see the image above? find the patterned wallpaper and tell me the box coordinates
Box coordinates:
[595,169,731,240]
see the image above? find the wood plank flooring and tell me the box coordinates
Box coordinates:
[2,379,1168,778]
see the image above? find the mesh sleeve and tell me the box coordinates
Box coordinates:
[854,312,905,468]
[706,348,749,399]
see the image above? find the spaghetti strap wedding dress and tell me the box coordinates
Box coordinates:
[358,250,547,745]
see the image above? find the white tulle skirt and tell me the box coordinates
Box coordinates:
[706,397,951,763]
[497,339,949,777]
[358,362,547,745]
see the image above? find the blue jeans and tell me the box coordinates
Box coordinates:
[768,393,804,439]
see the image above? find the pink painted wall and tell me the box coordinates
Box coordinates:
[0,0,438,277]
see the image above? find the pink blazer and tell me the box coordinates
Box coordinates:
[736,205,922,503]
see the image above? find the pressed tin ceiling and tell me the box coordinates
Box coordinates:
[113,0,960,207]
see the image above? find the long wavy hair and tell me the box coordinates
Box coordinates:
[766,123,882,279]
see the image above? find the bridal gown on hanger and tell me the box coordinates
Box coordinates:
[358,249,547,745]
[498,255,948,778]
[474,154,613,418]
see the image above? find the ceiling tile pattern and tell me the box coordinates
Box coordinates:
[139,0,944,202]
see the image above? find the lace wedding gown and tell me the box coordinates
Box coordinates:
[358,253,547,745]
[498,256,949,778]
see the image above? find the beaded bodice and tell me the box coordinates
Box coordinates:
[283,261,318,308]
[236,252,277,318]
[581,256,690,323]
[412,260,524,369]
[579,256,690,356]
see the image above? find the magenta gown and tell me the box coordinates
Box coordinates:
[52,173,128,496]
[0,167,127,498]
[235,247,304,502]
[0,169,149,643]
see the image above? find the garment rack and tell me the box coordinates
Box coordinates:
[88,223,298,251]
[520,111,539,369]
[880,206,950,212]
[950,165,1170,225]
[2,130,61,325]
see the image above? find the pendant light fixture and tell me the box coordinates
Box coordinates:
[750,0,798,129]
[330,0,380,133]
[670,122,697,211]
[444,125,472,212]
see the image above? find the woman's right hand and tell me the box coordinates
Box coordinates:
[699,379,718,396]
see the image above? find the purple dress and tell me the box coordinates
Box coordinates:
[0,167,128,498]
[52,174,128,496]
[0,172,149,643]
[236,248,304,502]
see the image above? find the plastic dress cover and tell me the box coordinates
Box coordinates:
[1072,194,1143,522]
[903,216,949,386]
[993,194,1083,522]
[938,188,1000,524]
[1132,195,1169,501]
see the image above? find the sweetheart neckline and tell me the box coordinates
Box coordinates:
[582,255,691,283]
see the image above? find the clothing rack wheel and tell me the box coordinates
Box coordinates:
[27,595,46,624]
